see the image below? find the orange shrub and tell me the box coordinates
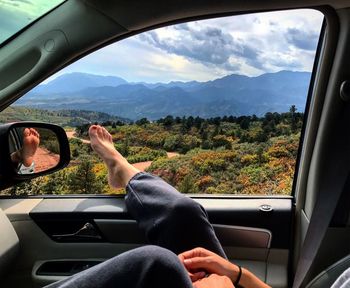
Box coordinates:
[196,175,214,189]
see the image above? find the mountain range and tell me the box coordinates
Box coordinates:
[16,71,311,120]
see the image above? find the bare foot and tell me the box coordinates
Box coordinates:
[21,128,40,167]
[88,125,139,188]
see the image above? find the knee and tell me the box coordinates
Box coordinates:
[132,246,191,287]
[133,245,175,258]
[169,196,206,221]
[135,245,182,268]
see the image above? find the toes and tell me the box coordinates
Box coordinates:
[31,128,39,138]
[23,128,31,137]
[101,127,111,141]
[89,125,112,142]
[97,126,104,138]
[88,125,99,137]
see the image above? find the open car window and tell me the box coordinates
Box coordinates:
[0,9,324,196]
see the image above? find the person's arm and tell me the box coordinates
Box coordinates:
[238,267,270,288]
[178,247,270,288]
[193,274,234,288]
[10,150,21,165]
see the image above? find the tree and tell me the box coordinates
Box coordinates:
[163,135,179,151]
[136,118,150,126]
[212,135,232,149]
[163,115,174,127]
[68,158,103,194]
[199,121,209,140]
[42,170,69,194]
[178,174,198,193]
[194,116,203,129]
[212,125,220,137]
[7,178,43,196]
[120,136,130,156]
[240,117,250,130]
[186,116,194,129]
[175,116,182,124]
[289,105,298,132]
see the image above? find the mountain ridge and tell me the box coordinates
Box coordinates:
[19,70,311,120]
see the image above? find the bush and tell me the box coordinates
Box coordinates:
[44,140,60,154]
[212,135,232,149]
[127,146,167,163]
[178,174,198,193]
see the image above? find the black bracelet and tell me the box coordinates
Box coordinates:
[234,265,242,287]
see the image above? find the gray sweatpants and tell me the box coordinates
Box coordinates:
[46,172,226,288]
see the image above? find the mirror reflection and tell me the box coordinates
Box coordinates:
[9,127,60,174]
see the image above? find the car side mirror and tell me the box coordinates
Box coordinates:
[0,122,70,182]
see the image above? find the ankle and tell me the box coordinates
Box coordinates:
[116,163,139,188]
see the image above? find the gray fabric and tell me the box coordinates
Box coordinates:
[45,245,192,288]
[306,255,350,288]
[125,172,226,257]
[0,207,19,278]
[45,172,225,288]
[331,268,350,288]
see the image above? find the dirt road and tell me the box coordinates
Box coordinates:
[66,131,91,144]
[132,152,179,171]
[33,147,59,172]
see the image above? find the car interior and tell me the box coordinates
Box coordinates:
[1,0,350,287]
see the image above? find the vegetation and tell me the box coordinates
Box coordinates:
[0,106,128,126]
[1,106,303,196]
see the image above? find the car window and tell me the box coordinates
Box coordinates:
[0,9,324,196]
[0,0,65,45]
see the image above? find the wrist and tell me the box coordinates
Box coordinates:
[228,263,242,285]
[229,265,253,288]
[238,267,253,287]
[234,265,242,287]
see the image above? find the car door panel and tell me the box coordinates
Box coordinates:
[0,197,291,288]
[0,207,19,279]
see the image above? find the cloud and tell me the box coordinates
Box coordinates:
[139,27,234,65]
[45,9,324,84]
[138,24,263,72]
[264,54,302,69]
[286,28,319,50]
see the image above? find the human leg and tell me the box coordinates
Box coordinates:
[89,125,226,258]
[89,125,139,188]
[45,246,192,288]
[125,172,226,258]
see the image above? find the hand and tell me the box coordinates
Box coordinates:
[178,247,239,283]
[193,274,234,288]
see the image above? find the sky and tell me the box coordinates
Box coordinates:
[0,2,324,83]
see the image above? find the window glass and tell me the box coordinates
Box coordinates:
[1,9,324,196]
[0,0,64,45]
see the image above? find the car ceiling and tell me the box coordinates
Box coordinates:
[0,0,349,110]
[85,0,349,30]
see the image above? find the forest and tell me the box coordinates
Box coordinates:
[3,106,303,196]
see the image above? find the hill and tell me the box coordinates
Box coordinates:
[18,70,311,120]
[0,107,128,126]
[33,72,127,94]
